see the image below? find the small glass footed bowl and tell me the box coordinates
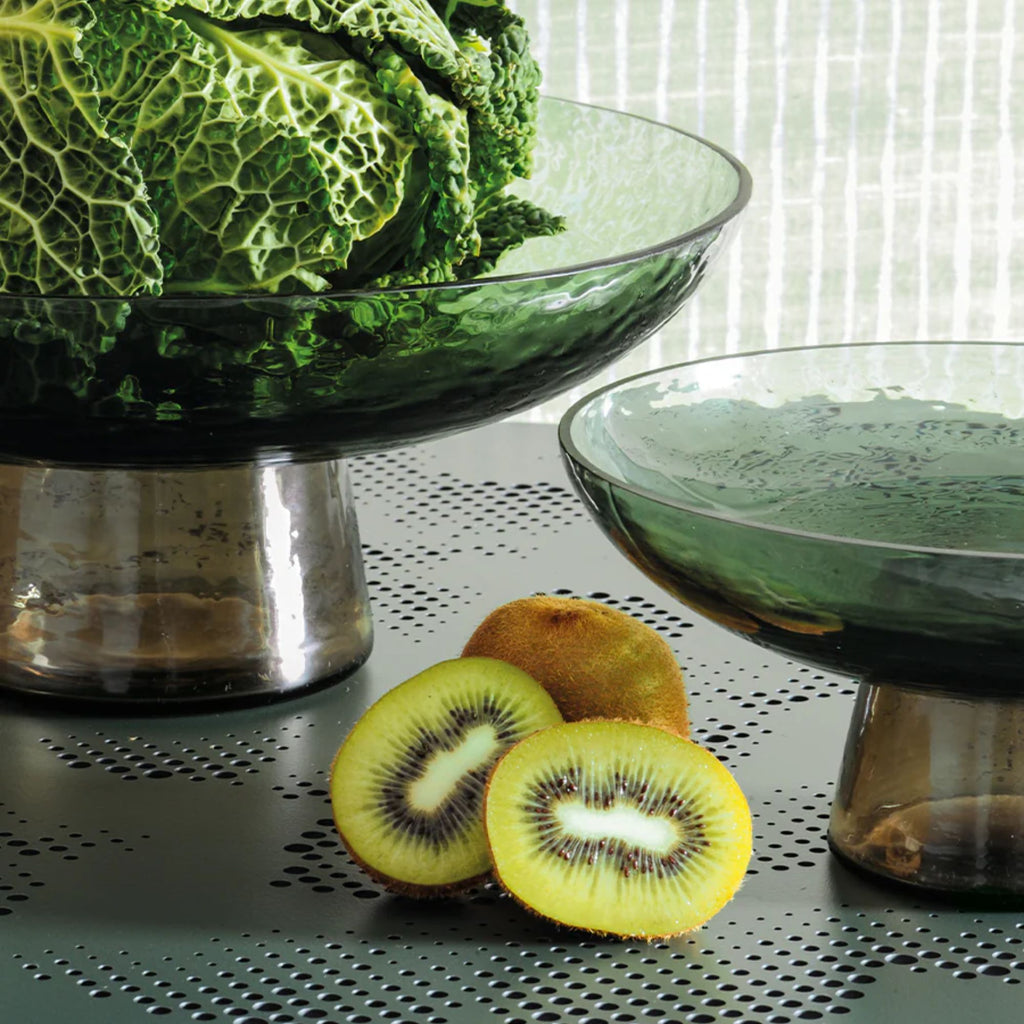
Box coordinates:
[559,341,1024,898]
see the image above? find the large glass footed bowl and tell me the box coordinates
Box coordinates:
[0,99,750,468]
[560,341,1024,896]
[560,341,1024,696]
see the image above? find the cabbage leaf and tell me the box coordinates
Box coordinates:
[0,0,163,295]
[82,1,353,293]
[1,0,559,297]
[178,14,418,246]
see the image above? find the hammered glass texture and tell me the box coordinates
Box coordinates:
[0,99,747,467]
[560,342,1024,696]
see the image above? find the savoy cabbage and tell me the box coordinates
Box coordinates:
[0,0,561,296]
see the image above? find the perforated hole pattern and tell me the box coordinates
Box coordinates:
[3,424,1021,1023]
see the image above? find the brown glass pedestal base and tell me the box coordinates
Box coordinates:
[830,681,1024,895]
[0,458,372,706]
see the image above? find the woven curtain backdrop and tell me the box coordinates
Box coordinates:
[510,0,1024,422]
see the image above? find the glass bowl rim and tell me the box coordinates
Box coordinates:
[2,97,752,305]
[559,339,1024,562]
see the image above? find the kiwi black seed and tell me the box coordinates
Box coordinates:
[484,720,752,938]
[524,765,711,877]
[329,657,564,897]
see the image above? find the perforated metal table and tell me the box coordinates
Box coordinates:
[2,422,1021,1023]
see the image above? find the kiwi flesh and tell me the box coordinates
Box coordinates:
[329,657,563,897]
[462,595,689,737]
[483,720,752,938]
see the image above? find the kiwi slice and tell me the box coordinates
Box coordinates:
[463,595,690,737]
[330,657,563,896]
[484,720,752,938]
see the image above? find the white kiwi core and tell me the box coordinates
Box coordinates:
[554,800,678,855]
[407,724,498,812]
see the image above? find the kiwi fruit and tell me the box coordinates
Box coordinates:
[462,595,689,737]
[329,657,563,897]
[483,720,752,938]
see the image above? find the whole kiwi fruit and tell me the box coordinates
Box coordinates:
[329,657,563,896]
[462,595,689,737]
[483,719,752,938]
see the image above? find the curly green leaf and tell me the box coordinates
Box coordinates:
[83,0,352,293]
[0,0,163,296]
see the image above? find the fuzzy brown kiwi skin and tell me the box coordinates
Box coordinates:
[481,720,704,940]
[463,596,689,738]
[336,837,492,899]
[328,744,493,899]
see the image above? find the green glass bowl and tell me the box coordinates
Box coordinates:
[561,341,1024,897]
[559,341,1024,697]
[0,98,749,468]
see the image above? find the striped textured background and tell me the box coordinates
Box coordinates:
[510,0,1023,421]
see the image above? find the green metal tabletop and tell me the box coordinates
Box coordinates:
[3,422,1023,1023]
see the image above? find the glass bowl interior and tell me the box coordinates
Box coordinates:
[559,341,1024,696]
[0,98,749,467]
